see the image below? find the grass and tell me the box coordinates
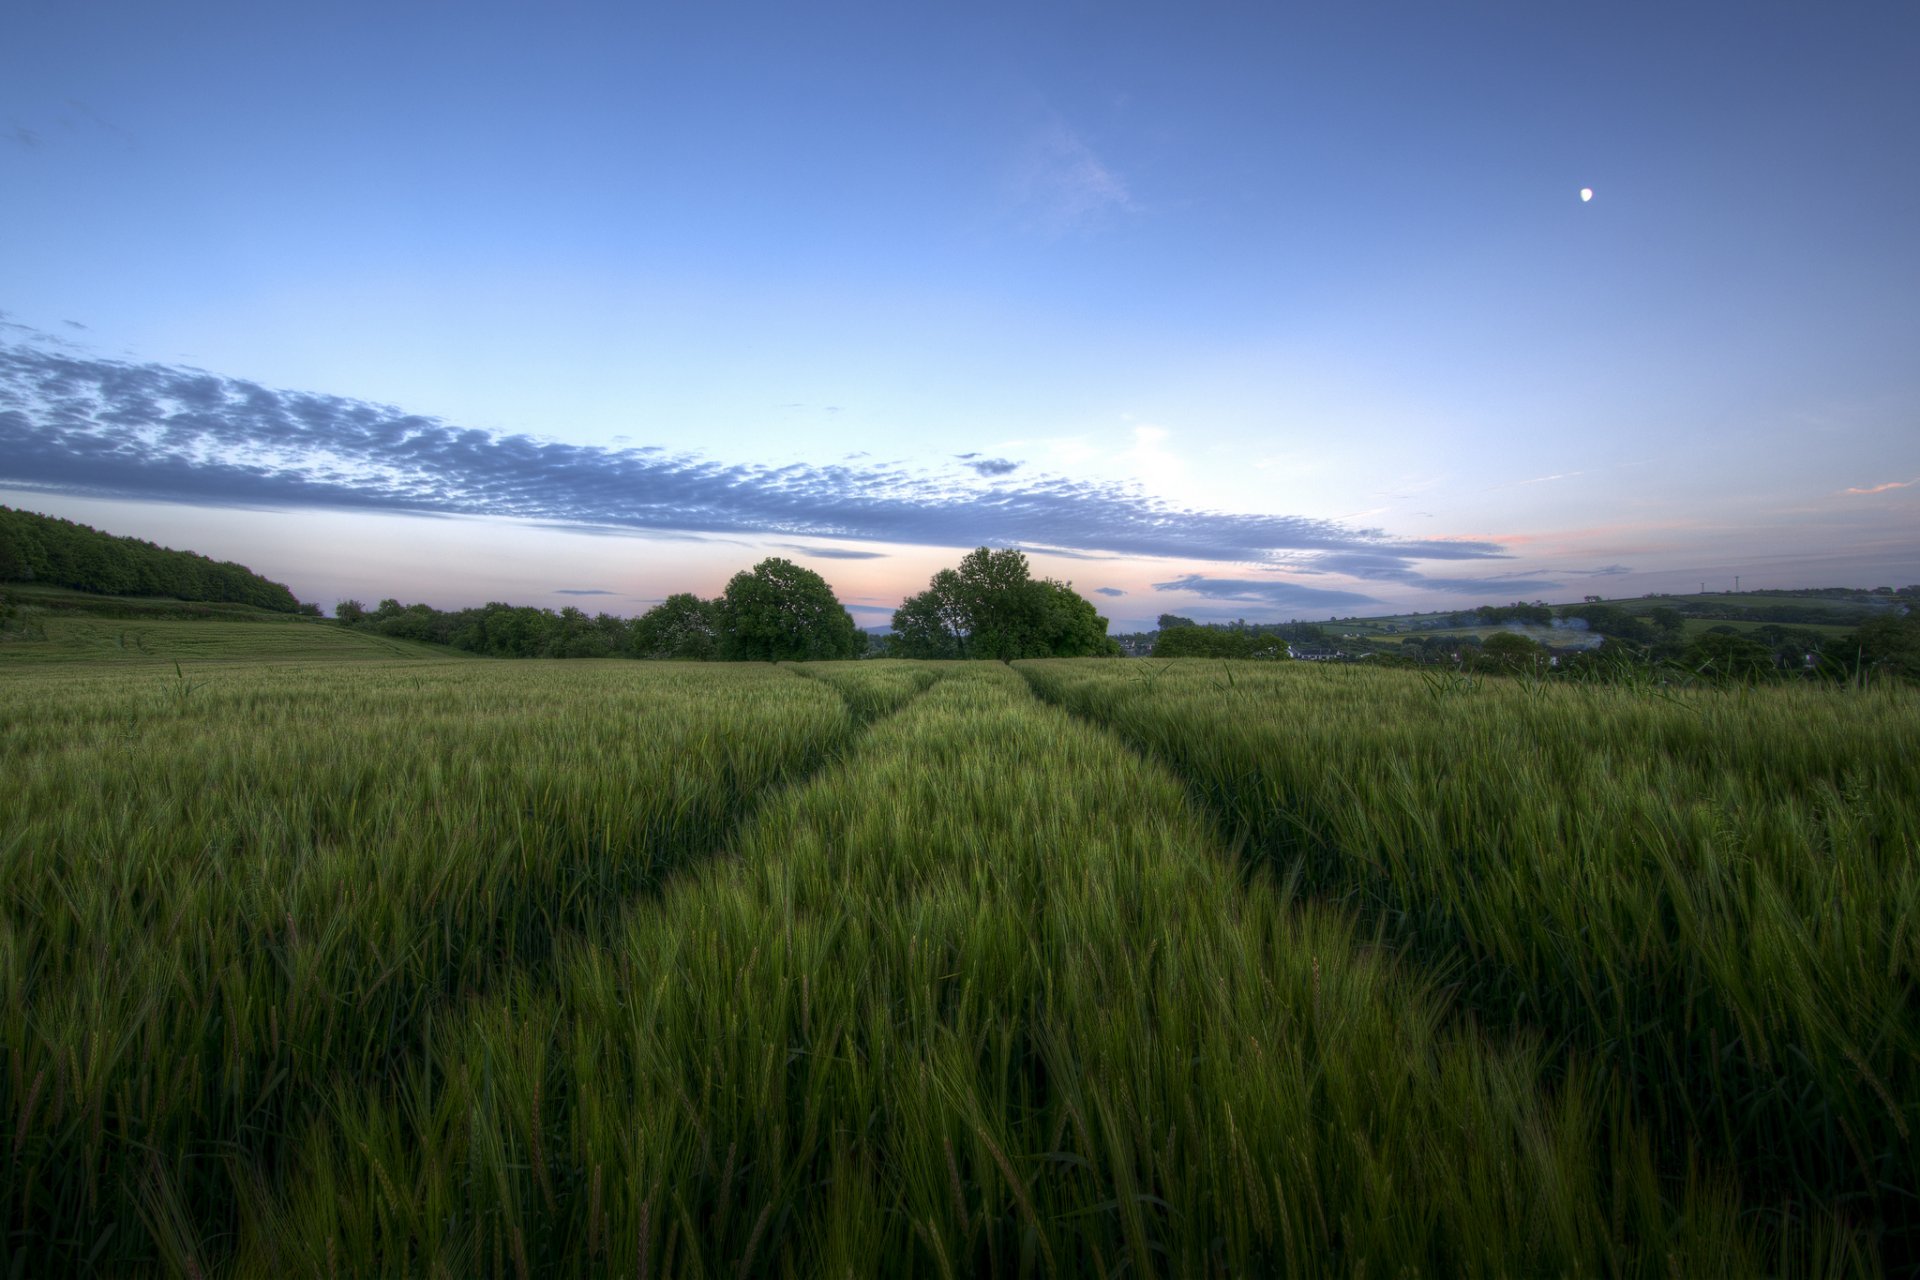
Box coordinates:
[0,605,449,663]
[1021,657,1919,1269]
[2,659,859,1272]
[232,665,1775,1277]
[2,650,1908,1274]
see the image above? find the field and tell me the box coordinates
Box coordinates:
[3,648,1916,1275]
[0,585,454,664]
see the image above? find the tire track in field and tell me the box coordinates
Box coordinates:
[46,666,954,1279]
[218,666,956,1274]
[379,667,952,1036]
[242,663,1778,1277]
[1011,660,1899,1275]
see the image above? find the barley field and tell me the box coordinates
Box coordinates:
[2,654,1914,1275]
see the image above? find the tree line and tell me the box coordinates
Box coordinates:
[887,548,1120,658]
[338,557,866,660]
[340,548,1123,662]
[0,506,306,613]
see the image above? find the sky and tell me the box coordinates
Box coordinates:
[3,0,1917,630]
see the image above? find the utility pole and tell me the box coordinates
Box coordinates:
[1735,575,1741,593]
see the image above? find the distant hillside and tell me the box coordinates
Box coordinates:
[0,586,456,665]
[0,506,306,613]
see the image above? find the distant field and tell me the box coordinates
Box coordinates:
[1337,588,1900,636]
[1,585,454,663]
[3,651,1914,1275]
[1676,616,1856,640]
[1356,618,1855,645]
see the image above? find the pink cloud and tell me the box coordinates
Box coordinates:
[1842,477,1918,495]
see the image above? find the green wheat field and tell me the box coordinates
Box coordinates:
[3,648,1917,1276]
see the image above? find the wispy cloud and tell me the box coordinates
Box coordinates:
[554,588,615,596]
[1093,586,1126,597]
[770,543,889,560]
[962,456,1022,478]
[1151,575,1381,610]
[1265,549,1566,596]
[1842,477,1918,496]
[0,344,1525,573]
[1014,118,1136,234]
[1486,470,1586,492]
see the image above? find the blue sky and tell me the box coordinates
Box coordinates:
[3,0,1916,628]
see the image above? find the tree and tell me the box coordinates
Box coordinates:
[1156,613,1198,631]
[335,599,367,625]
[950,548,1040,659]
[1151,625,1288,659]
[891,548,1120,659]
[889,573,964,658]
[1844,614,1920,682]
[550,605,615,658]
[1647,606,1685,637]
[632,593,719,660]
[1154,626,1247,658]
[1480,631,1546,673]
[717,558,861,661]
[1033,579,1122,657]
[0,524,26,582]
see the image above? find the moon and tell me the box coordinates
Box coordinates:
[1580,187,1593,202]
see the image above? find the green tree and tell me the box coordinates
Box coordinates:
[717,558,860,662]
[891,548,1119,659]
[888,572,965,658]
[632,593,719,660]
[1153,625,1248,658]
[1480,631,1546,673]
[335,599,367,625]
[1033,579,1123,657]
[1647,606,1685,636]
[1151,625,1285,659]
[0,524,26,582]
[949,548,1041,659]
[1844,614,1920,682]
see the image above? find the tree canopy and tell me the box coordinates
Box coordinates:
[717,558,863,661]
[0,505,305,612]
[631,592,720,661]
[889,548,1120,659]
[1151,625,1287,659]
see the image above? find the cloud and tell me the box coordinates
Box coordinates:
[554,588,614,596]
[4,125,38,149]
[1015,119,1136,233]
[62,320,88,331]
[1093,587,1126,597]
[1842,477,1918,496]
[1487,470,1586,490]
[0,344,1524,571]
[1407,576,1564,596]
[963,456,1022,478]
[1261,549,1566,596]
[1151,575,1381,610]
[770,543,888,560]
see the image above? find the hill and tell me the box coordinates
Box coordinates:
[0,584,456,664]
[0,505,308,612]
